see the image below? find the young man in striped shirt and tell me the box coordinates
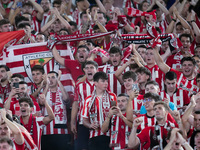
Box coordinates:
[82,72,117,150]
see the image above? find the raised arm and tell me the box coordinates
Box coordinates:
[155,0,171,23]
[153,46,170,74]
[52,46,65,66]
[95,0,106,14]
[29,0,44,21]
[1,109,24,145]
[128,117,142,149]
[4,88,18,110]
[40,94,55,125]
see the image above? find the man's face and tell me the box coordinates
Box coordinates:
[0,142,13,150]
[76,47,89,63]
[36,34,45,43]
[145,84,159,94]
[137,47,146,60]
[171,137,182,150]
[143,97,155,111]
[165,79,176,93]
[195,47,200,57]
[19,84,28,97]
[32,70,43,85]
[176,24,184,35]
[117,96,128,112]
[180,36,191,52]
[123,78,134,91]
[145,49,155,65]
[22,5,33,14]
[97,13,106,26]
[194,114,200,130]
[109,53,121,67]
[10,77,22,88]
[0,24,11,32]
[84,64,97,81]
[53,4,61,12]
[80,14,88,24]
[142,2,149,11]
[182,61,194,78]
[41,0,50,12]
[137,72,149,84]
[0,124,10,138]
[154,104,167,120]
[0,68,8,82]
[193,56,200,69]
[48,73,57,88]
[53,20,61,33]
[161,41,169,52]
[195,132,200,148]
[20,102,31,117]
[91,7,99,18]
[94,79,108,91]
[197,78,200,89]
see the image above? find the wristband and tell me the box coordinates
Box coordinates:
[182,141,188,146]
[191,20,196,23]
[172,19,176,22]
[11,7,16,10]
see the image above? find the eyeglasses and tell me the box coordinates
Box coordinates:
[143,98,153,103]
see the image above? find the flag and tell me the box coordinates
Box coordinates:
[2,42,74,99]
[0,30,25,55]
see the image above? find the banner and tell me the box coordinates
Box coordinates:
[121,33,174,44]
[2,42,74,98]
[0,30,25,55]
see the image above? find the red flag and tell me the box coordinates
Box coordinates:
[0,30,25,55]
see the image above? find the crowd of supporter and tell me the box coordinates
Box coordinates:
[0,0,200,149]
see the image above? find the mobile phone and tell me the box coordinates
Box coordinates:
[110,101,116,107]
[13,82,19,88]
[132,84,139,91]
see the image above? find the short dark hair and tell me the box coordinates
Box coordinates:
[11,74,24,81]
[77,45,90,52]
[19,81,28,86]
[0,19,10,27]
[145,80,159,87]
[179,33,192,43]
[36,33,47,41]
[181,57,196,65]
[196,73,200,82]
[17,23,31,29]
[144,92,162,102]
[90,4,98,12]
[98,11,107,19]
[165,71,177,80]
[176,22,182,27]
[109,46,122,55]
[59,28,69,35]
[53,0,61,6]
[48,71,58,77]
[22,1,33,8]
[0,65,10,71]
[153,101,170,111]
[80,11,87,19]
[82,61,98,71]
[138,0,149,11]
[19,97,34,107]
[135,67,151,80]
[117,93,129,100]
[0,137,14,148]
[93,72,108,82]
[122,71,137,81]
[137,44,147,50]
[69,21,77,29]
[31,65,45,74]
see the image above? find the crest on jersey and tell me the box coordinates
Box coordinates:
[176,97,180,101]
[22,51,60,82]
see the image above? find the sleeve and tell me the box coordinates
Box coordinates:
[34,101,41,111]
[166,56,173,68]
[74,85,80,102]
[137,127,150,144]
[183,90,190,105]
[36,116,45,128]
[10,102,15,115]
[81,97,90,119]
[170,68,182,80]
[14,141,25,150]
[94,57,103,66]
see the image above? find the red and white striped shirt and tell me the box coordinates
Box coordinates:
[41,12,51,28]
[132,94,144,114]
[42,88,68,135]
[110,113,132,150]
[0,82,11,108]
[166,51,183,70]
[170,68,198,94]
[82,91,117,138]
[99,64,128,96]
[31,16,41,33]
[145,64,164,89]
[160,88,190,110]
[20,114,45,150]
[156,14,168,34]
[74,79,95,124]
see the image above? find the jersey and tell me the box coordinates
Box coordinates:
[82,91,117,138]
[160,88,190,111]
[98,64,128,96]
[132,94,144,114]
[0,82,11,108]
[20,114,45,150]
[42,88,68,135]
[74,79,95,124]
[110,113,132,150]
[166,51,183,70]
